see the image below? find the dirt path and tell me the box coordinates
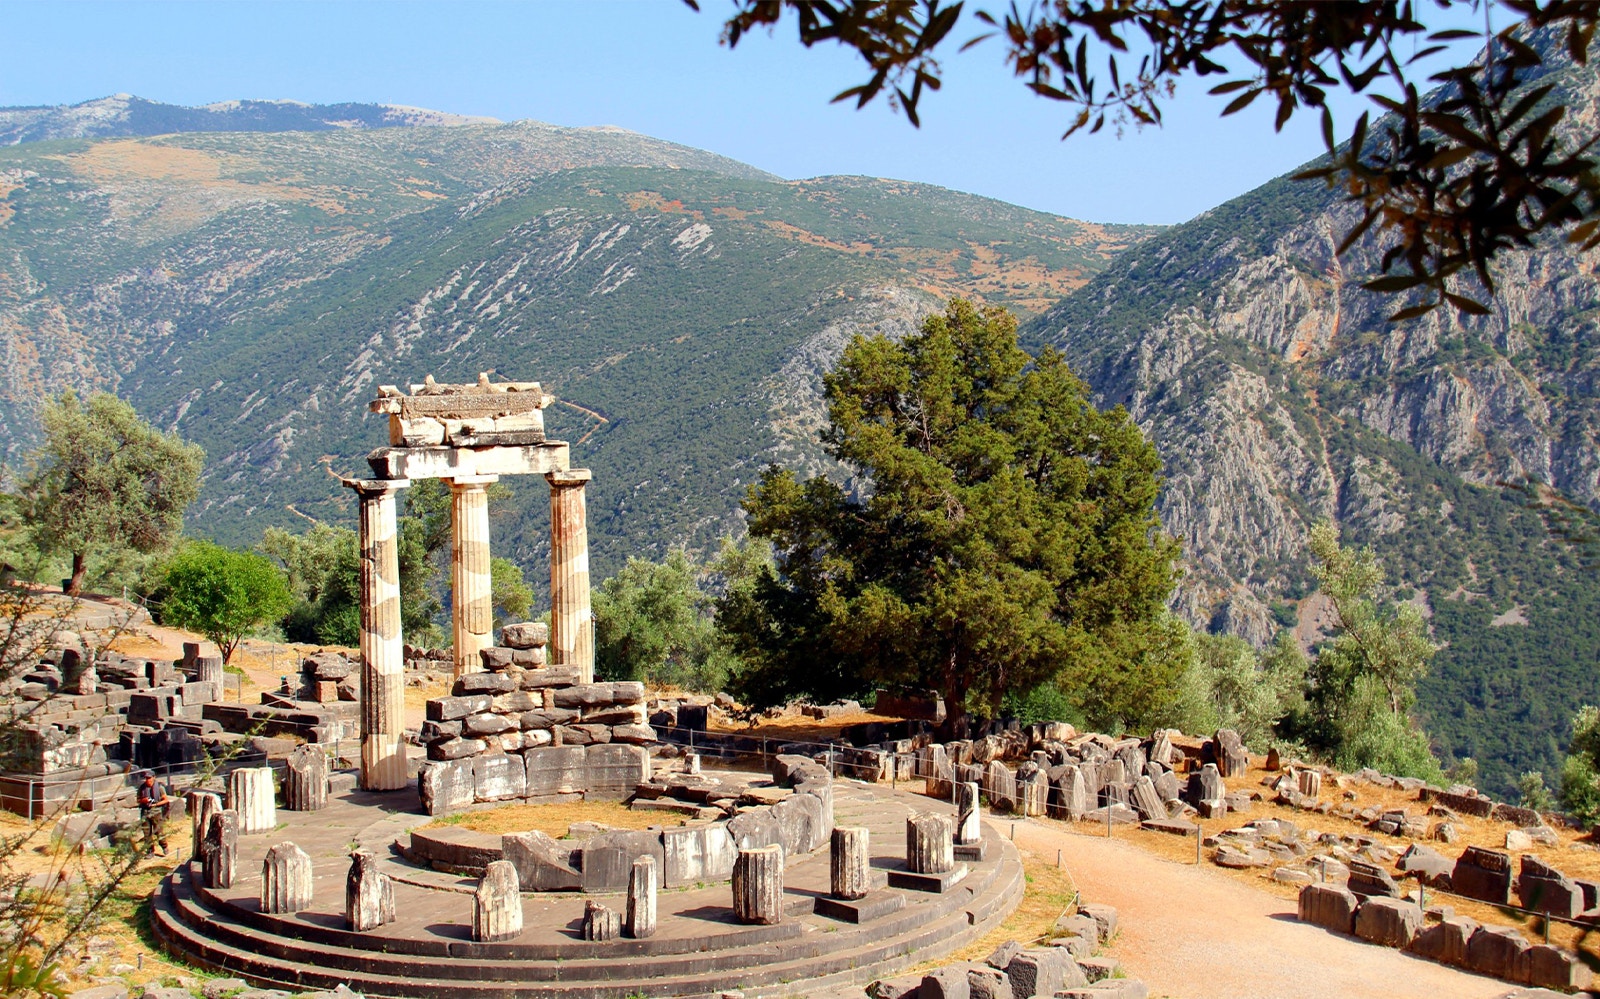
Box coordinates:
[1009,819,1511,999]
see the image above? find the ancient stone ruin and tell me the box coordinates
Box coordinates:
[344,373,595,791]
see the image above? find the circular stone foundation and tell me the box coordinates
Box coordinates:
[152,773,1023,999]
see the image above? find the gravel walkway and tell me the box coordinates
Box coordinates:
[1010,819,1514,999]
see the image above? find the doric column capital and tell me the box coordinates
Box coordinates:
[448,473,500,489]
[546,468,593,488]
[343,477,411,497]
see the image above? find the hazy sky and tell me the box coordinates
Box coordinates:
[2,1,1489,225]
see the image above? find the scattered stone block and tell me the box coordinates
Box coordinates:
[1354,896,1421,948]
[1298,884,1358,934]
[966,965,1013,999]
[501,829,581,891]
[920,964,971,999]
[1527,944,1593,991]
[1466,925,1532,982]
[1407,914,1478,966]
[1003,948,1070,999]
[1453,846,1513,905]
[1347,859,1401,898]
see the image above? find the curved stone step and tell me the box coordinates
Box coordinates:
[154,838,1024,998]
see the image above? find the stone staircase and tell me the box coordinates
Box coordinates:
[152,833,1024,999]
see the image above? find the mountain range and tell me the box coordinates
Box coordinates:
[1,88,1595,796]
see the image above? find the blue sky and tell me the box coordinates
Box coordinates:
[2,1,1489,225]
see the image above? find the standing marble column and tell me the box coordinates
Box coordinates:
[201,810,239,889]
[906,814,954,875]
[473,860,523,942]
[830,827,871,900]
[954,782,982,845]
[227,767,276,835]
[261,842,314,914]
[626,855,658,939]
[546,469,594,682]
[449,475,497,678]
[346,478,410,791]
[732,845,784,925]
[187,790,220,859]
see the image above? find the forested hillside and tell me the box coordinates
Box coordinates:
[0,117,1153,595]
[1028,28,1600,796]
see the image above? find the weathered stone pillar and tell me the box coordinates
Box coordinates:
[830,826,871,900]
[1022,770,1049,817]
[473,859,523,942]
[227,767,276,835]
[449,475,497,678]
[347,478,410,791]
[188,790,220,859]
[346,850,395,932]
[732,844,784,925]
[201,810,238,889]
[954,782,982,845]
[906,814,954,875]
[583,899,621,941]
[626,855,658,938]
[547,469,594,682]
[196,655,224,699]
[261,842,314,914]
[685,753,701,776]
[283,745,329,811]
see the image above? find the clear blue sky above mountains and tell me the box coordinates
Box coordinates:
[3,0,1487,225]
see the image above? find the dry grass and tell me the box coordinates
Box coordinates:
[709,709,911,744]
[427,800,679,837]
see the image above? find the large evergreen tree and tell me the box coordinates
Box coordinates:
[721,298,1181,730]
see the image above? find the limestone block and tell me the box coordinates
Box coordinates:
[1184,764,1224,808]
[626,855,658,938]
[1297,884,1358,934]
[733,844,784,925]
[583,899,621,941]
[1051,767,1088,822]
[609,723,658,745]
[1466,925,1532,982]
[967,965,1013,999]
[226,767,276,835]
[1527,944,1593,991]
[1518,856,1584,918]
[1129,776,1165,822]
[773,789,826,856]
[906,813,954,875]
[345,850,395,932]
[261,842,313,914]
[477,648,515,671]
[201,810,239,889]
[920,964,970,999]
[1004,948,1070,999]
[283,746,329,812]
[473,753,527,803]
[1297,769,1322,799]
[552,683,617,709]
[524,744,588,796]
[1212,729,1248,777]
[418,759,475,816]
[1347,860,1401,898]
[582,830,666,893]
[585,742,653,795]
[1078,903,1118,944]
[1407,916,1479,966]
[1020,772,1049,817]
[1453,846,1513,905]
[663,823,737,887]
[187,790,220,858]
[1354,896,1421,948]
[502,622,549,649]
[984,761,1017,813]
[473,859,523,943]
[955,782,982,844]
[427,694,493,722]
[831,826,871,900]
[457,672,515,695]
[501,830,581,891]
[464,712,517,737]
